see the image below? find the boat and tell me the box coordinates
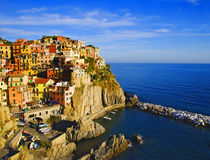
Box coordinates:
[38,123,48,128]
[43,130,51,135]
[103,116,112,120]
[29,142,34,149]
[110,111,116,115]
[17,122,25,127]
[23,130,31,135]
[40,127,51,133]
[34,143,38,149]
[18,145,23,151]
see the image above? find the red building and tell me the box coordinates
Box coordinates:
[49,44,57,53]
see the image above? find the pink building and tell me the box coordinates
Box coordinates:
[50,82,75,107]
[8,74,28,87]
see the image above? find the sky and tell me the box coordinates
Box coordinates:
[0,0,210,63]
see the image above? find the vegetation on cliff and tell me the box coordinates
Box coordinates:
[0,37,12,46]
[86,57,120,89]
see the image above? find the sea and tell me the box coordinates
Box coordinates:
[75,63,210,160]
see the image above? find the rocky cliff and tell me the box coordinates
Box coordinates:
[64,85,125,117]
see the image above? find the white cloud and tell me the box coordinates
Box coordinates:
[18,7,46,13]
[155,29,170,33]
[70,30,160,43]
[0,13,136,27]
[186,0,198,4]
[0,28,61,38]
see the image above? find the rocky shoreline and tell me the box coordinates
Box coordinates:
[136,102,210,127]
[78,134,131,160]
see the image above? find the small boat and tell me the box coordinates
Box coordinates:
[17,122,25,127]
[34,143,38,149]
[23,130,31,135]
[18,145,23,151]
[40,127,51,133]
[38,123,48,128]
[103,116,112,120]
[43,130,51,135]
[110,111,116,115]
[29,142,34,149]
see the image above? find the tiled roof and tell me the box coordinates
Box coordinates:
[35,78,51,84]
[0,44,10,46]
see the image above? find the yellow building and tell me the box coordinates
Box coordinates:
[21,44,31,55]
[34,78,54,101]
[0,44,11,59]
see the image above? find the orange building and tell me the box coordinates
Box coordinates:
[31,44,45,54]
[8,85,32,109]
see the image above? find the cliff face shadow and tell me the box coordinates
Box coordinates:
[52,120,75,132]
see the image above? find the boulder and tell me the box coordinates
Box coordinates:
[80,134,131,160]
[132,134,143,144]
[66,118,105,142]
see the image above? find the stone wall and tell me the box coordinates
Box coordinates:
[51,133,66,146]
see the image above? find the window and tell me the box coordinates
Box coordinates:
[13,100,15,103]
[39,112,41,116]
[46,111,48,114]
[15,83,17,86]
[13,93,15,97]
[10,78,13,81]
[20,83,21,85]
[10,83,12,87]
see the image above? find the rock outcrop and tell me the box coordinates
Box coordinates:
[79,134,131,160]
[46,142,76,159]
[12,134,76,160]
[66,118,105,142]
[132,134,143,144]
[125,93,140,107]
[65,85,125,117]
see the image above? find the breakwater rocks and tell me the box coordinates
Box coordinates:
[137,102,210,127]
[66,118,105,142]
[79,134,131,160]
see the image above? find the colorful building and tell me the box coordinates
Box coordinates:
[0,44,11,59]
[34,78,54,100]
[50,82,75,106]
[8,85,32,109]
[8,74,28,87]
[86,45,95,58]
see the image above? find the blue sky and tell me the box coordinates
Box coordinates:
[0,0,210,63]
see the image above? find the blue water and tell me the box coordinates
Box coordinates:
[76,63,210,160]
[111,63,210,115]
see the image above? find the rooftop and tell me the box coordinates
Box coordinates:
[35,78,51,84]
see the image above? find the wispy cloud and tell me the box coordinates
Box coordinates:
[186,0,198,4]
[155,29,170,33]
[0,13,136,27]
[18,7,46,13]
[0,28,61,39]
